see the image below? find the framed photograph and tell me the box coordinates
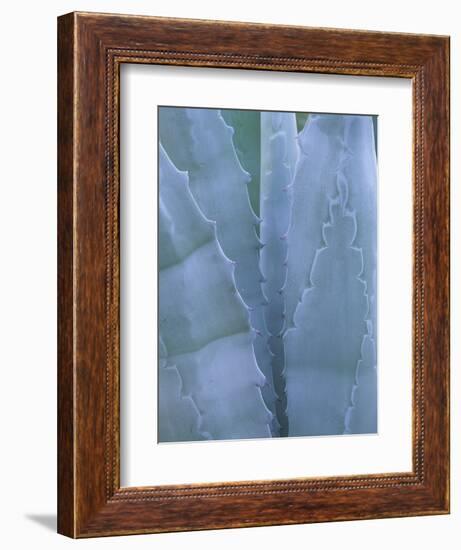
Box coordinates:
[57,12,450,537]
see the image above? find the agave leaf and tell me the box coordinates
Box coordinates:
[219,109,278,430]
[158,144,272,441]
[221,109,261,217]
[337,116,378,431]
[284,197,369,436]
[261,111,298,333]
[159,106,278,427]
[173,332,272,439]
[344,321,378,434]
[248,307,280,435]
[283,114,377,434]
[158,365,207,442]
[159,107,265,309]
[158,336,209,442]
[342,116,378,341]
[260,111,298,435]
[284,114,347,330]
[284,114,377,329]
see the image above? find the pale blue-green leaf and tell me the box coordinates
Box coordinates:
[283,114,377,434]
[159,107,264,309]
[284,114,346,330]
[284,198,368,436]
[160,240,251,355]
[219,109,279,430]
[260,111,298,435]
[174,332,272,440]
[158,145,272,440]
[159,107,275,427]
[285,114,377,333]
[342,116,378,340]
[261,111,298,333]
[158,335,206,442]
[159,150,215,271]
[158,363,209,443]
[221,109,261,217]
[248,307,279,435]
[344,322,378,434]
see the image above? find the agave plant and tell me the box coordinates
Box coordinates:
[158,106,377,441]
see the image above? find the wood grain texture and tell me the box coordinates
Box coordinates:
[57,13,75,538]
[57,11,450,538]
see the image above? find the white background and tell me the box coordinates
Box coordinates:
[0,0,457,548]
[121,66,413,486]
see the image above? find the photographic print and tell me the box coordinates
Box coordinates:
[158,107,377,443]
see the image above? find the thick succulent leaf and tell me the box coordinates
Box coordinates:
[260,111,298,435]
[158,362,209,442]
[159,106,277,427]
[342,116,378,340]
[284,198,369,436]
[159,107,265,309]
[339,116,378,431]
[284,114,346,330]
[174,332,272,439]
[283,114,377,435]
[221,109,261,217]
[160,239,250,355]
[261,111,298,334]
[248,307,279,434]
[344,322,378,434]
[158,144,272,441]
[284,114,377,334]
[220,109,278,430]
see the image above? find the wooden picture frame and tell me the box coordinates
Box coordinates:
[57,11,450,538]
